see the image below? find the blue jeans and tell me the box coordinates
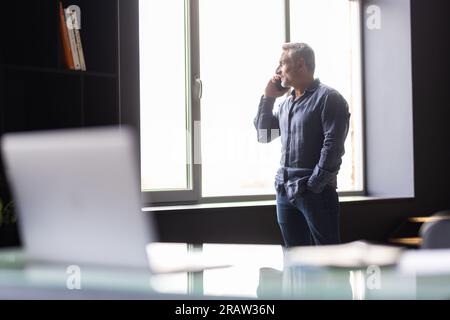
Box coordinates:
[276,186,341,247]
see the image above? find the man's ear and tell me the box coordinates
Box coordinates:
[297,58,306,72]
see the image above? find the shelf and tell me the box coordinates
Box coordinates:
[2,71,83,132]
[389,237,422,247]
[1,65,117,79]
[408,216,450,223]
[0,0,122,135]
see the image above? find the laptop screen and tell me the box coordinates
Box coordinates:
[1,127,157,270]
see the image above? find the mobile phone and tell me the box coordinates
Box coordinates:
[275,78,287,91]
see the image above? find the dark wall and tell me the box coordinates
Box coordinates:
[154,0,450,244]
[410,0,450,213]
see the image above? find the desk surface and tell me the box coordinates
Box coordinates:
[1,243,450,300]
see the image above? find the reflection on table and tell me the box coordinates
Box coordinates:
[1,243,450,299]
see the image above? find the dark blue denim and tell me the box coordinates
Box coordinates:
[275,185,341,247]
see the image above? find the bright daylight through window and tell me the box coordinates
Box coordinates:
[139,0,363,203]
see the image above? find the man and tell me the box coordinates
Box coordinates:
[254,43,350,247]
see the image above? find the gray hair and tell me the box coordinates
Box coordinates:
[282,42,316,73]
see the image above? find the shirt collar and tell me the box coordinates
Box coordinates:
[306,78,321,93]
[290,78,321,97]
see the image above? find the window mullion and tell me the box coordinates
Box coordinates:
[284,0,291,43]
[189,0,202,202]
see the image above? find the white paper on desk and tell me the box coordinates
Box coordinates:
[146,243,232,274]
[285,241,403,268]
[397,249,450,275]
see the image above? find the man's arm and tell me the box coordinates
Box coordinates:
[307,91,351,193]
[254,96,280,143]
[254,75,289,143]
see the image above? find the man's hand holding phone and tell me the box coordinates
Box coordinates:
[264,74,290,99]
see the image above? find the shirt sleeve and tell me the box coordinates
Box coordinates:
[307,91,351,193]
[253,96,281,143]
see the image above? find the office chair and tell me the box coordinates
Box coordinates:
[420,210,450,249]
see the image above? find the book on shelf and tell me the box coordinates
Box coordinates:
[63,5,81,70]
[67,5,86,71]
[59,2,86,71]
[59,2,75,70]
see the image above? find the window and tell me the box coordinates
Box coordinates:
[289,0,364,193]
[139,0,364,204]
[139,0,190,192]
[198,0,285,197]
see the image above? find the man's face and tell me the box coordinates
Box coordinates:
[277,50,299,87]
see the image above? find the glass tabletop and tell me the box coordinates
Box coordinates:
[1,243,450,300]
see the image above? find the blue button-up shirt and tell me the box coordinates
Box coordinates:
[254,79,350,197]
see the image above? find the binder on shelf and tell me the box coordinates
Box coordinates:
[67,6,86,71]
[59,2,75,70]
[64,6,81,70]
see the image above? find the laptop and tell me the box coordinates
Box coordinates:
[1,127,231,273]
[1,127,155,270]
